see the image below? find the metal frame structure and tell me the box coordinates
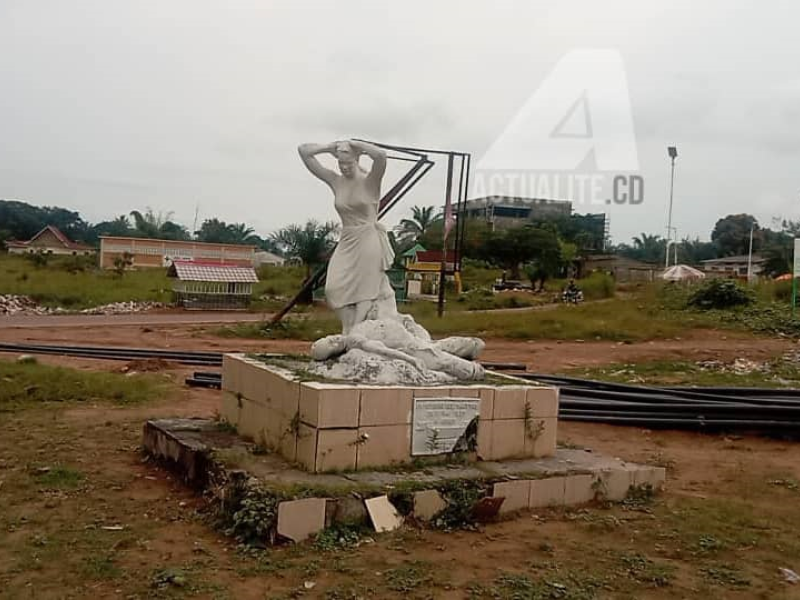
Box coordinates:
[269,141,471,325]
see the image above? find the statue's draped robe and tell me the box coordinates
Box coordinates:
[325,184,394,310]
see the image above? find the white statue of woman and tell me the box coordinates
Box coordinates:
[298,140,398,333]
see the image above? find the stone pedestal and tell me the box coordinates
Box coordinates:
[221,353,559,473]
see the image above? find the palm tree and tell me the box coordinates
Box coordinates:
[129,209,167,238]
[129,209,189,241]
[631,233,666,263]
[226,223,259,245]
[270,220,338,278]
[396,205,441,244]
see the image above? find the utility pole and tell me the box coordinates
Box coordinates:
[665,146,678,268]
[746,222,755,283]
[437,153,454,318]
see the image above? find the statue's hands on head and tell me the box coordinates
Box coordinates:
[298,138,387,187]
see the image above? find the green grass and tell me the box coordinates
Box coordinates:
[566,358,800,387]
[215,296,686,341]
[0,254,170,309]
[416,297,681,340]
[0,360,172,409]
[34,465,85,488]
[251,264,307,310]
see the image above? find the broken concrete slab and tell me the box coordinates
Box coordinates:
[493,479,531,514]
[142,418,666,545]
[277,498,327,543]
[413,490,447,521]
[365,495,403,532]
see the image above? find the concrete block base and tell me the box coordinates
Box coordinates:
[143,418,666,545]
[222,353,560,472]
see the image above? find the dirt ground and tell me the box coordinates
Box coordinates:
[2,324,800,599]
[1,322,794,373]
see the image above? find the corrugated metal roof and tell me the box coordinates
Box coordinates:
[168,261,259,282]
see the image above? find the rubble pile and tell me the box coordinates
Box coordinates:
[1,295,166,316]
[79,301,166,315]
[0,295,54,316]
[697,358,767,375]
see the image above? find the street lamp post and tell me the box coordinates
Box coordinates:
[665,146,678,268]
[746,222,755,283]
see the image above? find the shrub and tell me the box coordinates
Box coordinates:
[25,251,49,268]
[688,279,753,310]
[756,279,793,303]
[580,272,616,300]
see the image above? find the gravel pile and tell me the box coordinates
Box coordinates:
[0,295,54,316]
[79,301,166,315]
[0,295,165,316]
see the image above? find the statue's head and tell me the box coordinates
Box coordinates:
[335,141,358,179]
[310,334,347,360]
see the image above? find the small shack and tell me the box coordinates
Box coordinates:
[167,260,258,310]
[405,249,460,297]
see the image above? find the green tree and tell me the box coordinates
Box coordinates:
[396,205,441,245]
[759,221,796,277]
[711,214,760,256]
[677,237,717,265]
[270,220,338,279]
[618,233,667,263]
[196,218,261,245]
[90,215,132,241]
[523,229,563,289]
[0,200,91,243]
[226,223,259,245]
[129,209,190,241]
[195,218,231,243]
[479,226,561,280]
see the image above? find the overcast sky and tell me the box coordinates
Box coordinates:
[1,0,798,243]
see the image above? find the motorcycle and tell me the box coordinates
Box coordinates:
[561,288,584,304]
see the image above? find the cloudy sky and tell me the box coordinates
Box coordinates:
[1,0,798,243]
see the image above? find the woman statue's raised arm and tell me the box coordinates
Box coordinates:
[297,142,338,187]
[349,140,387,184]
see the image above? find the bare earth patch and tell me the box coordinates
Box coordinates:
[2,352,800,598]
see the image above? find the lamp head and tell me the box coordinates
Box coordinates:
[668,146,678,159]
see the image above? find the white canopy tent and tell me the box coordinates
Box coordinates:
[662,264,706,281]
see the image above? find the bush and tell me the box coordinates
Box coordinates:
[580,272,616,300]
[756,279,793,303]
[688,279,754,310]
[457,288,536,311]
[460,259,502,291]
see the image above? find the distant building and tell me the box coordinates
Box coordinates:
[578,254,659,282]
[5,225,94,256]
[399,243,426,268]
[405,249,459,296]
[461,196,572,229]
[253,251,285,267]
[99,236,255,269]
[701,255,765,278]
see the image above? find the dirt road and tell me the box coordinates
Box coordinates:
[0,311,268,329]
[0,320,793,373]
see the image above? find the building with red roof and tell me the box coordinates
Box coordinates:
[5,225,94,256]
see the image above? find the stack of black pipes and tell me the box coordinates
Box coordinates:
[514,373,800,435]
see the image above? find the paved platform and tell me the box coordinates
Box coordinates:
[143,418,666,544]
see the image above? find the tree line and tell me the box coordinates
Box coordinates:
[3,199,795,279]
[616,213,799,276]
[0,200,282,254]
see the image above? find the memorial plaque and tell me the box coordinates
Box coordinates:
[411,397,480,456]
